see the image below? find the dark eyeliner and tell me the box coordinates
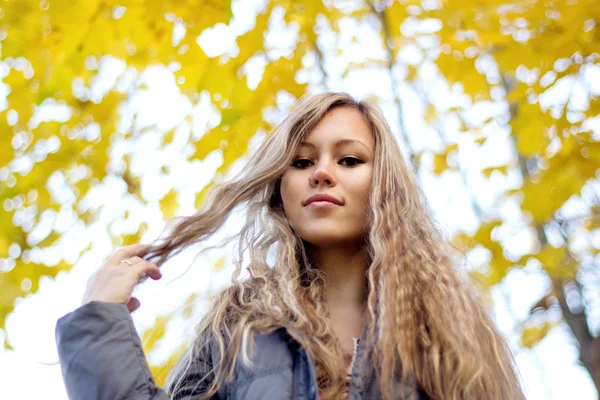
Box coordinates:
[340,156,364,166]
[291,158,312,168]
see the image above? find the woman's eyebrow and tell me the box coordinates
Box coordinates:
[300,139,373,156]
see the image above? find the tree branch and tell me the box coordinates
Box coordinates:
[502,74,600,393]
[367,0,416,172]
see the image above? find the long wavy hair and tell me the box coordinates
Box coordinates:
[141,92,524,399]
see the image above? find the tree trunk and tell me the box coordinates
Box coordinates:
[554,282,600,394]
[504,76,600,396]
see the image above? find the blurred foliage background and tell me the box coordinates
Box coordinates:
[0,0,599,396]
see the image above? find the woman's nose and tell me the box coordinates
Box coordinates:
[309,163,336,187]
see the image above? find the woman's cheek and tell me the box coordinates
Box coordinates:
[280,178,302,223]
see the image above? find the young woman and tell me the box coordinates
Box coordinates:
[56,92,525,399]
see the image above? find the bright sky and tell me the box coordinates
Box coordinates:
[1,0,598,399]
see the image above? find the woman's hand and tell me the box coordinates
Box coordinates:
[82,244,162,313]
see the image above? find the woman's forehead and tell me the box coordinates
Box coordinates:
[302,108,374,151]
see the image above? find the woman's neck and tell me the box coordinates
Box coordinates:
[307,243,370,349]
[308,244,369,311]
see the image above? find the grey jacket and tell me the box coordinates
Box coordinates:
[55,301,427,399]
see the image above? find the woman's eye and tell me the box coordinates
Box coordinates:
[291,157,363,168]
[339,157,363,167]
[291,159,312,169]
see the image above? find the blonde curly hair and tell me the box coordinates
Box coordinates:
[142,92,524,399]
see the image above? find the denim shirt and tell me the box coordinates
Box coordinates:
[55,301,427,399]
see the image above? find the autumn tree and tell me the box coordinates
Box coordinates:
[1,0,598,394]
[446,0,598,391]
[380,0,600,392]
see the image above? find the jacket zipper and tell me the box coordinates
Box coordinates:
[304,325,370,400]
[346,325,370,399]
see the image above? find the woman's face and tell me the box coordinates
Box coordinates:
[280,106,374,247]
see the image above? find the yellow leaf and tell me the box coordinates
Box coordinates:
[462,73,489,100]
[432,144,458,175]
[536,245,565,267]
[451,232,476,252]
[235,4,271,66]
[183,293,199,318]
[535,244,577,280]
[162,129,176,145]
[473,220,502,249]
[150,344,187,387]
[195,182,215,210]
[432,153,449,175]
[521,321,556,348]
[504,187,522,198]
[37,231,61,248]
[587,96,600,117]
[506,82,531,104]
[0,118,13,164]
[214,257,226,271]
[159,189,179,220]
[406,65,419,81]
[0,236,10,259]
[482,164,508,178]
[436,52,489,100]
[511,102,551,157]
[121,223,148,247]
[4,70,36,126]
[521,179,560,223]
[142,315,172,354]
[487,246,512,285]
[424,104,437,123]
[474,136,486,146]
[585,205,600,231]
[521,136,600,223]
[446,143,458,154]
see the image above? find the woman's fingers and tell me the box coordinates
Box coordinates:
[81,244,161,312]
[107,244,151,265]
[126,297,141,313]
[119,256,145,267]
[131,261,162,281]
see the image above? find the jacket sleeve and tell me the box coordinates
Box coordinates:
[55,301,219,400]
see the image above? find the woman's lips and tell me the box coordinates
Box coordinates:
[306,200,340,208]
[303,193,343,206]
